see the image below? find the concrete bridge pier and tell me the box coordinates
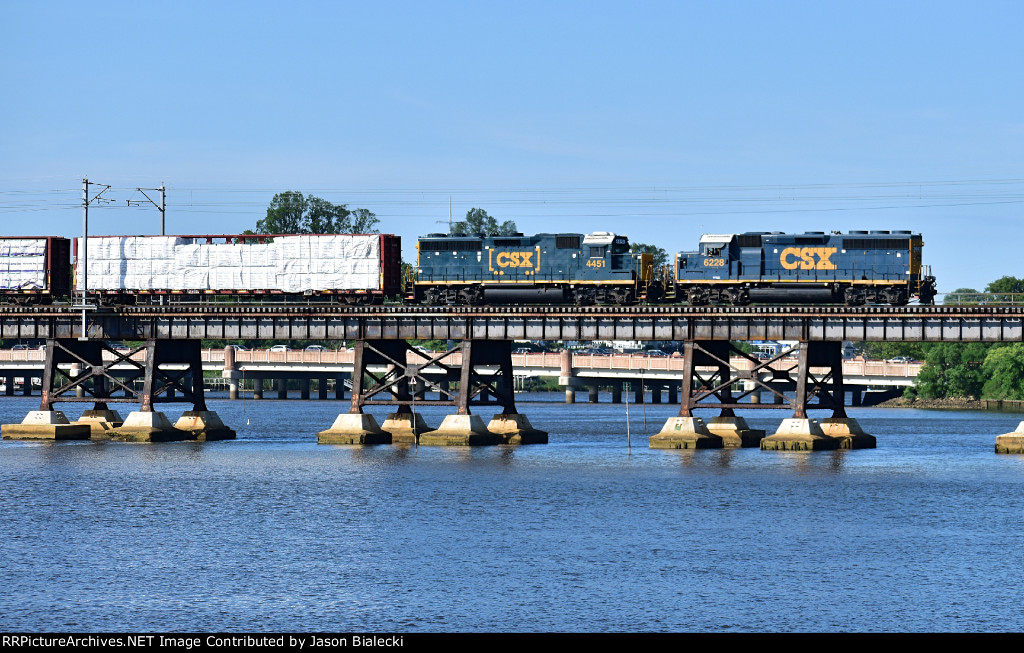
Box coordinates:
[319,339,544,446]
[651,341,724,449]
[589,385,599,403]
[610,381,622,404]
[2,339,234,442]
[2,410,91,440]
[421,340,528,445]
[252,376,264,400]
[706,409,765,448]
[762,342,874,451]
[223,346,239,400]
[651,384,662,404]
[381,373,434,444]
[996,422,1024,453]
[300,377,310,400]
[277,378,287,400]
[559,349,579,404]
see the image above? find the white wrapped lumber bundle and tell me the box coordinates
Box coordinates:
[75,234,384,293]
[0,238,48,290]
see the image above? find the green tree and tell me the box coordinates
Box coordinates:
[305,195,351,234]
[348,208,380,233]
[981,343,1024,399]
[856,341,929,361]
[451,208,518,236]
[985,276,1024,304]
[257,191,307,234]
[630,242,668,268]
[256,191,378,234]
[985,276,1024,294]
[944,287,981,305]
[913,342,990,399]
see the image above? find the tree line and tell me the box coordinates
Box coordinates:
[859,276,1024,401]
[252,192,525,237]
[253,192,666,260]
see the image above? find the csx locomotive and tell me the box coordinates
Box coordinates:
[671,230,936,306]
[412,231,656,306]
[413,229,936,306]
[0,229,936,307]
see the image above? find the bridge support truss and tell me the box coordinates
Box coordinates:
[1,339,234,442]
[317,339,546,446]
[650,340,874,451]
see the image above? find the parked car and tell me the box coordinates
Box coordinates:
[645,349,669,357]
[11,344,30,350]
[513,348,534,354]
[269,344,292,352]
[889,356,916,363]
[305,345,328,351]
[226,344,249,351]
[107,342,130,351]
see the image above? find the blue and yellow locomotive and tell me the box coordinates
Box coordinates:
[671,230,937,306]
[412,231,656,305]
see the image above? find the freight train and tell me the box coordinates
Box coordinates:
[0,229,936,307]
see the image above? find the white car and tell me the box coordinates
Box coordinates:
[269,344,291,352]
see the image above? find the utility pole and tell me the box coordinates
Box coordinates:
[129,183,166,235]
[80,177,112,339]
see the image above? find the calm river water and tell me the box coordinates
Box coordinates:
[1,393,1023,633]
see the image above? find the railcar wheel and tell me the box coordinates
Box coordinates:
[458,286,484,306]
[572,289,596,306]
[886,288,908,306]
[423,288,442,306]
[686,288,709,306]
[612,288,635,306]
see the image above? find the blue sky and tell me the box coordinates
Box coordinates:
[2,1,1022,293]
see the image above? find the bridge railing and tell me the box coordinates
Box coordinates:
[943,292,1024,305]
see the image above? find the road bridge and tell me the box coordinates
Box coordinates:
[0,305,1019,452]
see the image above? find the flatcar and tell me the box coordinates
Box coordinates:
[412,231,657,305]
[73,233,402,305]
[0,237,72,305]
[669,230,936,306]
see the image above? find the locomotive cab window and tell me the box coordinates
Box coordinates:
[589,246,607,258]
[704,246,723,256]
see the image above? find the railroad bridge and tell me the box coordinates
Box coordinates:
[2,304,1022,452]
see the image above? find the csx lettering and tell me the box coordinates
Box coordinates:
[495,251,535,268]
[779,247,837,270]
